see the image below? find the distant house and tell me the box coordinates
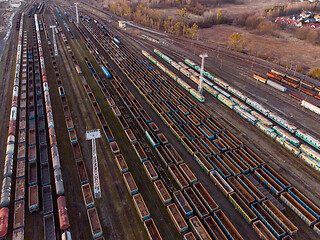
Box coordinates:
[304,18,316,23]
[300,0,317,2]
[305,23,320,28]
[300,11,312,19]
[294,20,303,27]
[291,19,302,27]
[275,17,302,27]
[292,15,302,21]
[10,1,21,8]
[118,21,126,28]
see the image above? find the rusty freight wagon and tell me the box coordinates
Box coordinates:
[251,202,286,239]
[15,178,25,202]
[228,192,257,224]
[193,182,219,213]
[225,152,249,174]
[183,232,196,240]
[262,200,298,235]
[82,183,94,208]
[179,163,197,184]
[217,154,241,177]
[28,185,39,212]
[76,160,89,185]
[16,159,25,179]
[184,187,209,219]
[207,156,231,179]
[194,152,214,174]
[109,141,120,154]
[168,164,189,190]
[252,220,277,240]
[167,203,188,233]
[115,154,129,173]
[13,200,24,230]
[233,149,258,171]
[124,128,137,143]
[123,172,138,195]
[214,209,244,240]
[87,207,103,238]
[227,176,255,205]
[164,144,183,165]
[132,141,147,162]
[203,216,228,240]
[237,174,266,203]
[155,145,173,167]
[133,193,150,221]
[280,192,317,226]
[144,218,162,240]
[189,216,212,240]
[143,161,158,181]
[154,180,171,205]
[72,142,82,161]
[192,138,212,157]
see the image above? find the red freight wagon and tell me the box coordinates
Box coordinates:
[57,196,70,230]
[0,207,9,237]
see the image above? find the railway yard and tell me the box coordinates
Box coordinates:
[0,0,320,239]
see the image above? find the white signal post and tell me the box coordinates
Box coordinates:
[75,2,79,24]
[50,25,58,56]
[198,53,208,95]
[86,129,101,198]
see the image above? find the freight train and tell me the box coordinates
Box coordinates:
[142,50,205,102]
[79,16,252,240]
[151,50,319,171]
[154,45,318,238]
[259,70,320,113]
[35,14,71,238]
[80,14,320,240]
[180,56,320,173]
[0,13,25,238]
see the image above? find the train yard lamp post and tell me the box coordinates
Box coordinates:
[75,2,79,24]
[50,26,58,56]
[198,53,208,95]
[251,56,255,71]
[86,129,101,199]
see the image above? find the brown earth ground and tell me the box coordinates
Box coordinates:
[218,0,287,15]
[94,0,320,72]
[0,2,12,40]
[199,24,320,70]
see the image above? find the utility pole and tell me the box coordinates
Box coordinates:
[198,53,208,95]
[75,2,79,24]
[251,56,255,71]
[50,25,58,56]
[86,129,101,198]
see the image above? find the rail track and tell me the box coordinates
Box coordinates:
[78,13,320,240]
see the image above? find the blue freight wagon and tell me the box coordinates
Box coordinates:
[101,66,111,79]
[113,38,120,44]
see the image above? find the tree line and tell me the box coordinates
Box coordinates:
[109,2,199,39]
